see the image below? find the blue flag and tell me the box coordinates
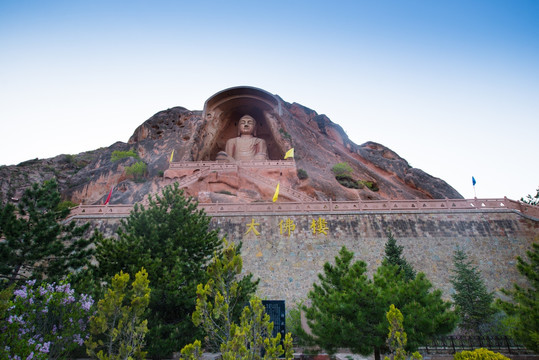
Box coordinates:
[472,176,476,186]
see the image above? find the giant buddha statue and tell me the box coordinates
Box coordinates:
[217,115,268,161]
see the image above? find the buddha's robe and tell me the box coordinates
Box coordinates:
[224,136,268,161]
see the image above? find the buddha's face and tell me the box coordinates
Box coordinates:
[238,115,256,136]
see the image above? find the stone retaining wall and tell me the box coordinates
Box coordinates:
[210,209,538,305]
[76,208,539,307]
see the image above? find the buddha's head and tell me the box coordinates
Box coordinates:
[238,115,257,136]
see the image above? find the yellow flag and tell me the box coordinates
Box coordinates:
[284,148,294,159]
[272,182,280,202]
[169,150,174,163]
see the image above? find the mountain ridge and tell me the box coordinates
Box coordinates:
[0,88,462,206]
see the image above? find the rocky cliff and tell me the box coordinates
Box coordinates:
[0,87,462,206]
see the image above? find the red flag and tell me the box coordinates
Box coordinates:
[104,186,113,205]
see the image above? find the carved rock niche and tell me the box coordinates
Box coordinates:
[198,86,284,161]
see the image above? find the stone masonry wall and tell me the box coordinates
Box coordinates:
[209,209,539,306]
[76,209,539,309]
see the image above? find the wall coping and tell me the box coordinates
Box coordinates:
[67,197,539,221]
[167,159,296,170]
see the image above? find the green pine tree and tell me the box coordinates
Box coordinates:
[93,183,223,358]
[0,179,95,287]
[497,242,539,352]
[383,230,416,281]
[450,248,495,334]
[303,246,456,360]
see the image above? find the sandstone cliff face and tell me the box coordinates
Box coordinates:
[0,89,462,206]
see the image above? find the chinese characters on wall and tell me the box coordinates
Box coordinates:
[244,217,330,236]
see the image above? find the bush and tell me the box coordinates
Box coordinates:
[279,128,292,141]
[453,348,510,360]
[1,279,94,360]
[359,180,379,191]
[384,305,422,360]
[125,161,147,180]
[87,268,150,360]
[286,300,308,346]
[297,169,308,180]
[336,174,359,189]
[181,240,286,360]
[111,150,138,162]
[331,162,353,176]
[56,200,78,212]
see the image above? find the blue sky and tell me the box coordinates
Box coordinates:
[1,0,538,201]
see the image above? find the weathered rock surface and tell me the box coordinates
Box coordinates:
[0,87,462,206]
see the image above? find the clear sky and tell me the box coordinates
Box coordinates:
[0,0,537,201]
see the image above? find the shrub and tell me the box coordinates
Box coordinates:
[111,150,138,162]
[0,279,94,360]
[297,169,308,180]
[336,174,359,189]
[125,161,147,180]
[286,300,308,346]
[359,180,379,191]
[87,268,150,360]
[56,200,78,212]
[384,305,422,360]
[331,162,353,177]
[181,240,286,360]
[453,348,510,360]
[279,128,292,141]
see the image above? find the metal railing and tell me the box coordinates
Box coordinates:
[421,335,532,355]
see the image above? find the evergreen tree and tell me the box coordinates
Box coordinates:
[497,242,539,352]
[521,187,539,206]
[302,247,456,360]
[182,298,293,360]
[302,247,379,356]
[87,268,151,360]
[182,240,289,360]
[383,230,416,281]
[0,179,95,287]
[384,305,422,360]
[93,183,223,358]
[191,239,258,351]
[450,248,495,334]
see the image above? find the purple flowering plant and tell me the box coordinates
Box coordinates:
[1,279,94,360]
